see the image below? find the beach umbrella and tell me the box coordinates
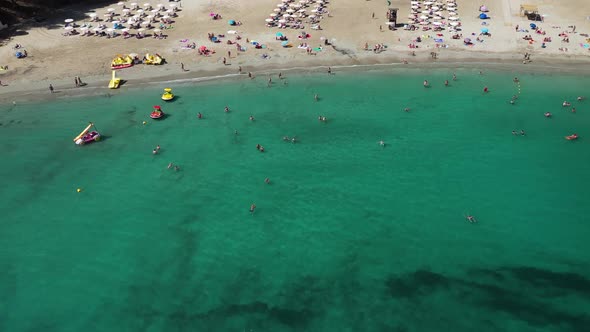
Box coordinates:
[270,13,278,17]
[449,16,458,20]
[420,15,429,19]
[107,8,115,12]
[432,6,439,10]
[432,21,442,25]
[122,8,130,13]
[64,26,73,30]
[282,41,289,46]
[298,9,306,12]
[199,46,207,51]
[265,18,274,22]
[278,19,287,23]
[92,27,102,31]
[138,28,145,33]
[433,16,442,20]
[411,1,419,4]
[106,28,114,33]
[276,32,283,37]
[117,1,124,5]
[162,15,170,20]
[421,10,430,14]
[449,21,458,26]
[137,9,144,14]
[65,18,74,23]
[143,3,150,7]
[121,28,129,32]
[479,5,488,12]
[425,1,433,4]
[481,27,489,33]
[464,38,471,43]
[227,30,237,34]
[311,9,318,13]
[130,2,138,7]
[277,4,283,7]
[88,13,97,18]
[408,14,416,18]
[420,21,429,25]
[479,13,488,19]
[309,15,316,18]
[286,9,295,13]
[157,4,164,9]
[273,8,281,12]
[153,28,161,33]
[228,19,236,25]
[141,21,150,26]
[411,5,419,9]
[80,26,89,30]
[385,22,395,25]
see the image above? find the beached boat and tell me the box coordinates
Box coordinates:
[150,105,165,119]
[565,134,578,140]
[161,88,174,101]
[144,53,163,65]
[108,70,120,89]
[74,123,101,145]
[111,55,134,69]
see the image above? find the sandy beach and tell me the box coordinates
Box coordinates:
[0,0,589,101]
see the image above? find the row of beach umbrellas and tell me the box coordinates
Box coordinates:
[407,0,460,29]
[265,0,328,26]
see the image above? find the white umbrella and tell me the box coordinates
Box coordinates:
[143,3,150,7]
[411,5,418,9]
[92,27,102,31]
[425,1,433,5]
[141,21,150,25]
[420,15,429,19]
[283,14,290,17]
[432,21,442,25]
[106,28,114,32]
[270,13,278,17]
[88,13,97,17]
[286,9,295,13]
[166,9,173,14]
[309,14,316,18]
[65,18,74,23]
[422,10,430,14]
[311,9,318,13]
[408,14,416,18]
[227,30,237,34]
[130,2,138,7]
[118,1,124,5]
[273,8,281,12]
[122,8,130,13]
[277,4,283,7]
[80,26,89,30]
[157,4,164,8]
[432,6,439,10]
[265,18,273,22]
[420,21,429,25]
[107,8,115,12]
[411,1,419,4]
[153,28,161,32]
[278,19,287,23]
[121,28,129,32]
[151,9,158,14]
[449,16,459,20]
[64,26,73,30]
[298,9,306,13]
[138,28,145,32]
[137,9,144,14]
[449,21,458,26]
[162,15,170,19]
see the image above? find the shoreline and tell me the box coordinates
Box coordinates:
[2,52,590,104]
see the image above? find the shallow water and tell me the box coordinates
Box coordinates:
[1,68,589,332]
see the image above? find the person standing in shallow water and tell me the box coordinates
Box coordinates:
[49,84,54,93]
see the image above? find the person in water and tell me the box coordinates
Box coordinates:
[249,115,255,121]
[404,107,410,112]
[250,203,256,213]
[157,145,160,151]
[379,140,385,147]
[167,162,174,169]
[444,80,449,86]
[483,86,489,93]
[512,130,517,135]
[256,144,261,150]
[234,130,239,135]
[291,137,296,143]
[423,80,429,87]
[314,94,318,101]
[265,178,270,184]
[197,112,202,119]
[174,165,180,171]
[563,101,570,107]
[224,106,230,112]
[466,215,476,223]
[577,96,584,101]
[452,73,457,81]
[259,146,265,152]
[572,107,576,113]
[153,148,158,155]
[283,136,290,141]
[513,77,519,83]
[520,130,526,136]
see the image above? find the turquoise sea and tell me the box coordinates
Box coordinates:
[1,68,589,332]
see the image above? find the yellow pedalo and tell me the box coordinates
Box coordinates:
[161,88,174,101]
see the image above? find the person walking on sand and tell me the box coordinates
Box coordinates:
[328,67,332,74]
[222,57,227,65]
[75,77,79,87]
[181,62,186,71]
[49,84,54,93]
[238,66,242,73]
[248,71,253,79]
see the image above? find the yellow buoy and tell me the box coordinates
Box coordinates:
[143,121,147,125]
[77,188,82,193]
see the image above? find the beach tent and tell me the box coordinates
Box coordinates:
[479,13,488,19]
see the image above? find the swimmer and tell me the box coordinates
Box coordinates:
[510,100,515,104]
[512,95,518,100]
[577,96,584,101]
[562,101,570,107]
[156,145,160,151]
[278,72,283,79]
[512,130,517,135]
[248,71,253,79]
[234,130,239,135]
[260,146,265,152]
[444,80,449,86]
[256,144,261,150]
[197,112,202,119]
[224,106,230,113]
[423,80,429,87]
[572,107,576,113]
[249,115,255,121]
[452,73,457,81]
[544,112,552,117]
[167,162,174,169]
[174,165,180,171]
[153,148,158,155]
[291,137,296,143]
[379,140,385,147]
[520,130,526,136]
[314,94,318,101]
[265,178,270,184]
[283,136,290,141]
[466,215,476,223]
[483,86,489,93]
[513,77,519,83]
[404,107,410,112]
[283,80,288,85]
[250,203,256,213]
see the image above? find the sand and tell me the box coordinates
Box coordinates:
[0,0,589,101]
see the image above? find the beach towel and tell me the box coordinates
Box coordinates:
[313,47,322,52]
[180,39,189,43]
[434,38,443,43]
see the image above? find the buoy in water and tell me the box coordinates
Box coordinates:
[77,188,82,193]
[143,121,147,125]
